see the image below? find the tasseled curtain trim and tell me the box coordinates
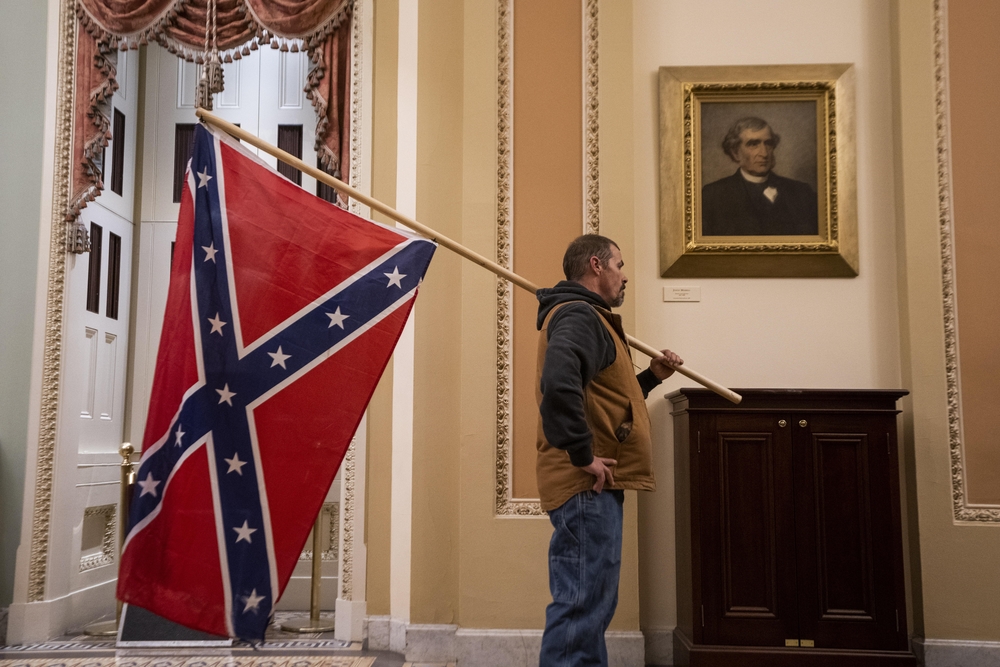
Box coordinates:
[69,0,353,223]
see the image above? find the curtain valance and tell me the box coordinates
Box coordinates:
[70,0,353,224]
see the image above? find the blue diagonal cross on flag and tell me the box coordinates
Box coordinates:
[118,124,435,641]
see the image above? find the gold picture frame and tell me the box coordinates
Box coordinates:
[659,64,857,277]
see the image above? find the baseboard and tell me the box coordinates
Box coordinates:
[5,578,116,644]
[913,637,1000,667]
[366,615,390,650]
[366,621,646,666]
[644,626,674,666]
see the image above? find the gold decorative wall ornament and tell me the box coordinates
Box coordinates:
[348,0,363,218]
[584,0,600,235]
[340,441,356,597]
[659,64,858,278]
[27,0,76,603]
[933,0,1000,523]
[80,505,117,572]
[494,0,541,517]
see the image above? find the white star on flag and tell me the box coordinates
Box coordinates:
[233,520,257,544]
[225,452,248,475]
[243,589,266,613]
[197,167,213,188]
[326,307,349,329]
[208,313,227,335]
[202,242,219,263]
[384,266,406,288]
[138,472,161,498]
[268,346,291,369]
[174,425,185,447]
[216,383,236,406]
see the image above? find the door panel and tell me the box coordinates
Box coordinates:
[701,413,799,646]
[73,205,132,453]
[793,414,903,651]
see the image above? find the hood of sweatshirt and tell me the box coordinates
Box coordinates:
[535,281,610,330]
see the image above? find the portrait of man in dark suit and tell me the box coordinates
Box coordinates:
[701,117,818,236]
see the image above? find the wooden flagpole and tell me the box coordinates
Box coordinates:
[194,108,742,404]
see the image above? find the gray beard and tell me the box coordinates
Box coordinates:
[611,291,625,308]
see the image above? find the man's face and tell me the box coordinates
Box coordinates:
[597,245,628,308]
[732,126,777,177]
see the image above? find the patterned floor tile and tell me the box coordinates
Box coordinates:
[1,659,374,667]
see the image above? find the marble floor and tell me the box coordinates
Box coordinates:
[0,613,413,667]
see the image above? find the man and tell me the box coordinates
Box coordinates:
[701,116,818,236]
[535,234,682,666]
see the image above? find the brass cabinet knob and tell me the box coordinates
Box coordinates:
[778,419,787,428]
[798,419,808,428]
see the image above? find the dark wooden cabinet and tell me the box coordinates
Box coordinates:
[669,389,916,667]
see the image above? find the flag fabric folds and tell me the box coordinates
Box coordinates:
[117,124,435,641]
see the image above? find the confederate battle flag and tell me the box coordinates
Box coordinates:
[117,124,435,641]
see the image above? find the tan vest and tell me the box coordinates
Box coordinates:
[535,302,655,511]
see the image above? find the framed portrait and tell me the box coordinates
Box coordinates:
[658,64,858,277]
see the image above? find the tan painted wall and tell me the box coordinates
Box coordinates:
[452,0,557,630]
[894,0,1000,641]
[409,0,466,624]
[510,0,583,500]
[946,0,1000,506]
[364,0,398,618]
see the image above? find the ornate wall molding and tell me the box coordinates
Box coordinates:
[339,443,356,597]
[348,0,364,217]
[337,0,365,596]
[494,0,600,516]
[584,0,600,234]
[932,0,1000,523]
[27,0,77,602]
[79,505,117,572]
[494,0,541,517]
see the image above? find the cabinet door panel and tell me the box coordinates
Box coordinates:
[794,414,902,650]
[701,414,798,646]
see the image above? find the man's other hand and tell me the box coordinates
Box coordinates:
[582,457,617,493]
[650,349,683,381]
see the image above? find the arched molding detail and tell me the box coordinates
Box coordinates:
[933,0,1000,523]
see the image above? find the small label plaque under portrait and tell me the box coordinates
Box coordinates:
[664,286,701,302]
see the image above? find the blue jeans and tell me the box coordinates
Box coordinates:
[539,489,624,667]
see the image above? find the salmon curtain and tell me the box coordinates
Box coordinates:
[70,0,352,222]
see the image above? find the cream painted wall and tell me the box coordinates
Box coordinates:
[629,0,904,630]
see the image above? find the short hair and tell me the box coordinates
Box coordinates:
[562,234,620,281]
[721,117,781,160]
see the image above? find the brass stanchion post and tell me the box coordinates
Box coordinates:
[280,512,335,633]
[85,442,135,636]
